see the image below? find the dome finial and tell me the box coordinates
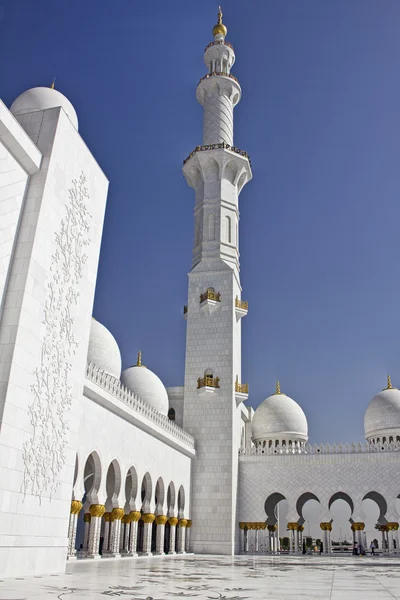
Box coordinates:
[50,77,56,90]
[276,380,281,395]
[212,5,227,38]
[137,350,142,367]
[386,374,392,390]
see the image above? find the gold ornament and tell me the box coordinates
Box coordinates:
[267,524,277,532]
[351,522,365,531]
[70,500,82,515]
[276,380,281,394]
[320,522,332,531]
[89,504,105,518]
[186,520,192,528]
[179,519,188,528]
[103,512,112,522]
[388,522,399,530]
[111,508,125,521]
[141,513,155,524]
[287,522,298,531]
[155,515,168,525]
[212,5,228,38]
[83,512,91,523]
[129,511,141,522]
[169,517,179,527]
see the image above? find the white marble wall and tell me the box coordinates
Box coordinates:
[0,105,108,577]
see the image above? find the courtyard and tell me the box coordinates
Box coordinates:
[1,555,400,600]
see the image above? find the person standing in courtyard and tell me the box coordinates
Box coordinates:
[370,541,375,555]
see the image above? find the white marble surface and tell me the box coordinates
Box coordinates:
[1,555,400,599]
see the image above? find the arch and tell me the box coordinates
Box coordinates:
[362,491,387,524]
[168,407,176,421]
[328,492,354,515]
[225,215,232,244]
[204,157,219,182]
[155,477,165,515]
[177,485,185,517]
[264,492,286,525]
[141,472,152,512]
[105,458,122,509]
[224,160,238,185]
[296,492,320,523]
[83,451,102,504]
[125,465,138,510]
[167,481,176,515]
[237,172,247,192]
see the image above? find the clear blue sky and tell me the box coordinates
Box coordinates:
[2,0,400,443]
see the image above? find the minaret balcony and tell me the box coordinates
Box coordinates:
[235,296,248,319]
[197,376,220,396]
[183,142,251,167]
[200,289,221,315]
[235,377,249,405]
[183,305,188,320]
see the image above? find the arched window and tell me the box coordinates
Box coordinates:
[168,408,176,421]
[225,215,232,243]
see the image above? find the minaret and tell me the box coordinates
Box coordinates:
[182,8,252,555]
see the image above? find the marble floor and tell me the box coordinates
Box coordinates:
[1,554,400,600]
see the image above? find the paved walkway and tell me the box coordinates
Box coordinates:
[1,555,400,599]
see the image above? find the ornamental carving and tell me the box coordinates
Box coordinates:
[22,173,91,499]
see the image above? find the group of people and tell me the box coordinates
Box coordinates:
[353,541,377,555]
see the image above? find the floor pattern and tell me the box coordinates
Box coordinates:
[1,554,400,600]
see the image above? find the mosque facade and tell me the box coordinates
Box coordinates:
[0,9,399,578]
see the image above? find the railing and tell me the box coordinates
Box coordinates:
[198,72,239,85]
[235,381,249,394]
[184,142,251,167]
[204,40,234,52]
[235,297,248,310]
[239,440,400,457]
[85,362,195,449]
[183,305,188,314]
[197,376,220,389]
[200,290,221,303]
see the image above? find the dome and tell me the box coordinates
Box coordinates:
[121,352,169,415]
[87,318,121,378]
[10,87,78,130]
[252,382,308,445]
[364,376,400,441]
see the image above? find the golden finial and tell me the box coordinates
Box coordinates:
[50,77,56,90]
[276,380,281,395]
[212,5,227,38]
[387,374,392,389]
[136,351,142,367]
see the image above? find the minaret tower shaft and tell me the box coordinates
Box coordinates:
[182,8,252,555]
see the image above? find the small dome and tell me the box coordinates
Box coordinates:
[121,352,169,415]
[252,382,308,444]
[87,318,121,378]
[10,87,78,130]
[364,376,400,441]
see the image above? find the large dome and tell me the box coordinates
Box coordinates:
[121,353,169,415]
[87,318,122,378]
[10,87,78,130]
[252,382,308,445]
[364,377,400,442]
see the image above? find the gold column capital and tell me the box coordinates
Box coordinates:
[83,512,91,523]
[169,516,179,527]
[141,513,155,524]
[89,504,105,518]
[111,507,125,521]
[179,518,188,528]
[287,522,299,531]
[122,514,130,524]
[70,500,83,515]
[103,512,112,522]
[320,522,332,531]
[351,522,365,531]
[267,524,277,532]
[155,515,168,526]
[129,511,141,522]
[186,519,192,528]
[387,522,399,530]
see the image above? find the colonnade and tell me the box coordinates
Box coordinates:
[239,520,400,554]
[67,501,192,560]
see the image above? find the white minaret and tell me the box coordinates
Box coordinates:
[183,7,252,555]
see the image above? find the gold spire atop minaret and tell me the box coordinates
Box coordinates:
[276,380,281,395]
[50,77,56,90]
[383,374,396,390]
[212,5,227,38]
[136,351,142,367]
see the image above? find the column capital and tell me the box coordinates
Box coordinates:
[83,512,91,523]
[267,524,277,532]
[121,514,130,524]
[89,504,105,518]
[320,522,332,531]
[239,522,247,530]
[71,500,83,514]
[169,516,179,526]
[186,519,192,528]
[111,507,125,521]
[156,515,168,525]
[142,513,155,524]
[178,519,188,528]
[387,522,399,530]
[287,522,299,531]
[129,511,141,522]
[103,512,112,522]
[351,522,365,531]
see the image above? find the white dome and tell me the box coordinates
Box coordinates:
[10,87,78,130]
[87,318,121,378]
[121,355,169,415]
[364,380,400,441]
[252,385,308,444]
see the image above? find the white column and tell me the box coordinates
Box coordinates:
[67,501,82,560]
[141,513,155,555]
[255,528,260,552]
[388,528,395,553]
[122,517,130,553]
[185,520,192,552]
[109,508,124,557]
[102,514,111,554]
[87,504,105,559]
[128,512,140,556]
[168,517,178,554]
[177,519,187,553]
[83,513,91,553]
[155,515,168,555]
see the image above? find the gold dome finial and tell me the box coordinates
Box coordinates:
[212,5,227,38]
[50,77,56,90]
[276,380,281,395]
[137,351,142,367]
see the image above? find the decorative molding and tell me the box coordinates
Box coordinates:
[239,440,400,457]
[23,172,92,499]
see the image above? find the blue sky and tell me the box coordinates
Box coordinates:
[2,0,400,443]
